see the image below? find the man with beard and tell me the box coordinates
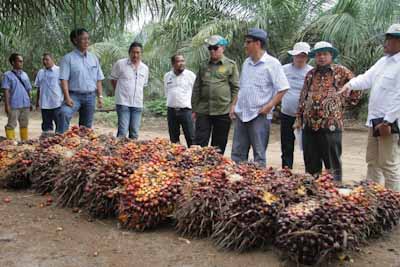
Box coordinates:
[164,54,196,146]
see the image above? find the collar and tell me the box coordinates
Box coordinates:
[171,69,186,77]
[127,58,142,67]
[248,51,268,65]
[45,65,57,71]
[209,56,227,65]
[315,63,334,74]
[12,69,22,75]
[74,49,88,57]
[389,51,400,62]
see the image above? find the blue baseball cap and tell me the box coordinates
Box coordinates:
[246,28,268,42]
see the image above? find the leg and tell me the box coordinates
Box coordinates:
[366,128,384,184]
[41,109,54,132]
[378,133,400,192]
[302,128,323,176]
[231,118,250,164]
[194,114,212,147]
[179,109,195,147]
[280,113,296,169]
[167,108,181,143]
[78,92,96,128]
[116,105,130,138]
[210,114,231,154]
[248,115,270,167]
[18,108,30,141]
[53,107,62,134]
[320,130,343,182]
[5,109,18,139]
[57,93,81,134]
[128,107,142,139]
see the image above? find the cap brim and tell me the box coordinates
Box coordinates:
[386,32,400,38]
[309,47,338,59]
[288,50,309,56]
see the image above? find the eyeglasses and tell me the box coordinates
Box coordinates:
[208,45,220,51]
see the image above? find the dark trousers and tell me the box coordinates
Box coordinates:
[302,126,343,181]
[280,113,296,169]
[167,107,194,147]
[195,113,231,154]
[41,108,60,132]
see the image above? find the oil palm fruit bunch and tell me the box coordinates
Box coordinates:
[1,150,33,189]
[117,162,183,231]
[31,144,76,194]
[174,146,228,169]
[212,185,282,251]
[82,157,137,218]
[175,165,232,238]
[313,173,340,199]
[54,146,105,208]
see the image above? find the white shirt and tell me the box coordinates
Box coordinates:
[34,65,64,109]
[110,58,149,108]
[164,69,196,108]
[349,52,400,127]
[235,52,289,122]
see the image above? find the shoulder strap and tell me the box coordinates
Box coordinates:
[11,70,29,92]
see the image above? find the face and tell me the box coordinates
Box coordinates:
[12,56,24,70]
[293,53,308,68]
[42,55,54,69]
[208,45,224,61]
[315,51,333,66]
[244,38,259,57]
[129,46,142,63]
[384,35,400,55]
[75,32,90,51]
[173,55,185,73]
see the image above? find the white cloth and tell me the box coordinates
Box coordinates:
[34,65,63,109]
[110,58,149,108]
[235,52,289,122]
[164,69,196,108]
[348,52,400,127]
[281,63,313,117]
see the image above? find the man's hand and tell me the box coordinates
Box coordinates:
[192,112,197,121]
[65,97,74,107]
[97,97,103,109]
[258,103,273,115]
[5,105,10,115]
[293,118,302,129]
[375,123,391,137]
[337,83,351,96]
[229,106,236,120]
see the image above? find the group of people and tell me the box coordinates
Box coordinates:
[2,24,399,191]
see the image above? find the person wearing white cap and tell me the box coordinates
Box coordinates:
[191,35,239,154]
[294,41,362,182]
[280,42,313,169]
[338,24,400,192]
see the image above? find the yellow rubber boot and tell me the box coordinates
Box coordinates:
[5,128,16,140]
[20,127,28,141]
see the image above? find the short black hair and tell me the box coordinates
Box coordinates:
[9,53,22,64]
[128,42,143,53]
[42,52,53,58]
[70,28,89,45]
[171,54,184,64]
[248,37,266,49]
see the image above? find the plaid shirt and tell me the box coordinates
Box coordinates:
[297,64,362,131]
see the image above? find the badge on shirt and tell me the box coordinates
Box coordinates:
[329,125,336,131]
[217,66,226,74]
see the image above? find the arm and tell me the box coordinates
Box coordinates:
[61,80,73,107]
[96,80,103,108]
[342,67,362,107]
[294,75,310,128]
[259,90,287,115]
[36,88,40,109]
[338,60,380,95]
[191,68,202,119]
[111,80,117,91]
[4,89,10,115]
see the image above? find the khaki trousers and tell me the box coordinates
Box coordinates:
[5,108,29,129]
[366,128,400,192]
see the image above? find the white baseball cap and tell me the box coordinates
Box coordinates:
[386,23,400,38]
[288,42,311,56]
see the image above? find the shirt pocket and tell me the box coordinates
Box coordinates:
[381,72,397,92]
[136,71,147,87]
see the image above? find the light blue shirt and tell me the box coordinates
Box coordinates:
[59,49,104,92]
[1,70,32,109]
[235,52,290,122]
[281,63,313,117]
[34,65,64,109]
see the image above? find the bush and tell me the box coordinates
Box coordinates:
[145,98,167,117]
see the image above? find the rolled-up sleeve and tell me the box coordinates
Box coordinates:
[1,74,10,90]
[59,56,70,81]
[273,64,290,92]
[110,61,120,80]
[34,70,41,88]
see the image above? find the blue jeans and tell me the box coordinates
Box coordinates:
[116,105,142,139]
[231,115,271,167]
[57,91,96,134]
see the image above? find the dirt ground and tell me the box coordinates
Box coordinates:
[0,113,399,267]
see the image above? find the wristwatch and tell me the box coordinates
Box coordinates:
[98,95,103,98]
[382,120,390,126]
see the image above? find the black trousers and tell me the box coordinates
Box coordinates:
[302,126,343,181]
[194,113,231,154]
[280,113,296,169]
[167,108,194,147]
[41,108,60,132]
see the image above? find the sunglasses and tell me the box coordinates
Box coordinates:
[208,45,220,51]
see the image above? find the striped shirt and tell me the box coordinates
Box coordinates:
[235,52,289,122]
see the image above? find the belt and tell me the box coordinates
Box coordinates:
[69,91,96,95]
[168,107,191,111]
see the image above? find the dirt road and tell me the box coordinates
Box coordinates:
[1,114,399,267]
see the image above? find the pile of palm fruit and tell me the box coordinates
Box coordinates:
[0,127,399,266]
